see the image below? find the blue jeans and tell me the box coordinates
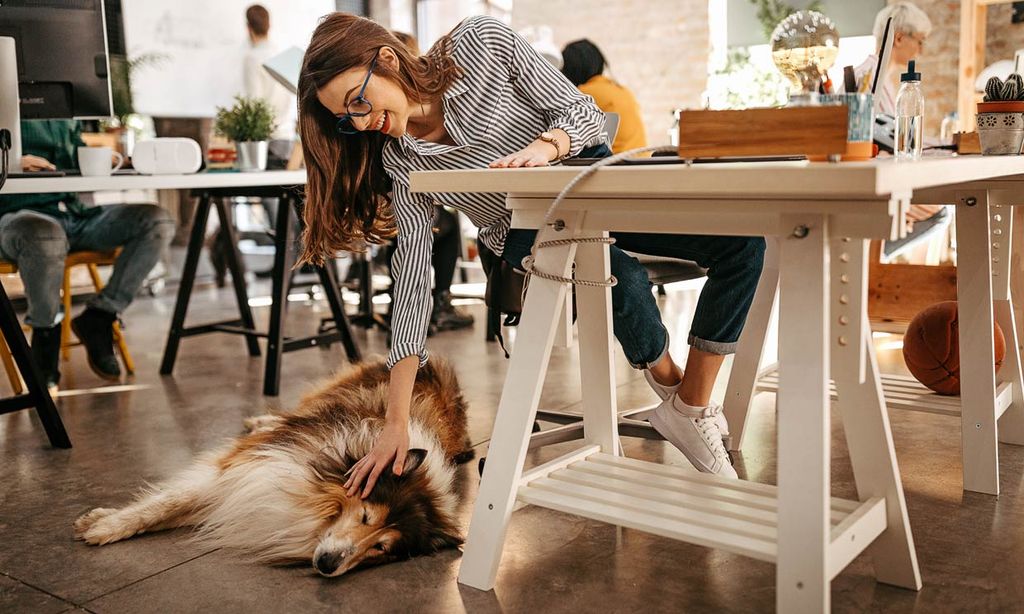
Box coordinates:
[0,204,174,328]
[501,145,765,367]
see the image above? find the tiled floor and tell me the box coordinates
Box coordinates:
[3,272,1024,613]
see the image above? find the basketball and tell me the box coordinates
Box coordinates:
[902,301,1005,396]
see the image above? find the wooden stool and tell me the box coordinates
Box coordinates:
[0,249,134,393]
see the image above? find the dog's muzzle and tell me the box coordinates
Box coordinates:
[314,551,344,576]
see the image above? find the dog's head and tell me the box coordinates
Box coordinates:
[308,448,462,577]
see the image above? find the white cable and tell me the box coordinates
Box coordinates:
[522,144,678,287]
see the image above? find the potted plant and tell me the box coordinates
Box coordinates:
[214,96,277,171]
[976,74,1024,155]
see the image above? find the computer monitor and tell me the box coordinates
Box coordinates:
[0,0,113,119]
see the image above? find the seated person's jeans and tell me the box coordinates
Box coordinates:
[0,204,174,328]
[500,143,766,368]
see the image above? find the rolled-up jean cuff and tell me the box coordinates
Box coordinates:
[629,328,671,370]
[688,334,736,356]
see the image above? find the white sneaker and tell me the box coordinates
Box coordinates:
[649,396,737,478]
[643,369,730,439]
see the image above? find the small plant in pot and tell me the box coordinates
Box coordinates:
[214,96,277,171]
[977,74,1024,155]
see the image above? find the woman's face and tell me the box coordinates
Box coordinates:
[316,47,413,139]
[891,30,925,67]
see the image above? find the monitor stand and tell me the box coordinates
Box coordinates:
[0,37,22,173]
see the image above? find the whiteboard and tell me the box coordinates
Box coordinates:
[123,0,334,118]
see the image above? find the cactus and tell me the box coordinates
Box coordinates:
[984,73,1024,102]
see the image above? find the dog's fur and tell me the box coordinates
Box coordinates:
[73,358,472,577]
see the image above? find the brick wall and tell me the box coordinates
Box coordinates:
[511,0,710,147]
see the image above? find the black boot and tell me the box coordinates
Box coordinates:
[431,291,474,332]
[71,307,121,381]
[30,325,61,390]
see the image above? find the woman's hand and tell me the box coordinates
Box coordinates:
[21,155,56,172]
[345,418,411,498]
[489,141,555,168]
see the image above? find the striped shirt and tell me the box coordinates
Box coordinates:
[382,15,605,369]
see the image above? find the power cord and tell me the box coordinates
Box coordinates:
[522,144,677,287]
[0,128,10,191]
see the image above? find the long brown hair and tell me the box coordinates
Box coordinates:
[297,13,462,265]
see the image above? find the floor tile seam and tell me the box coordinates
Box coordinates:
[0,570,80,610]
[78,547,220,607]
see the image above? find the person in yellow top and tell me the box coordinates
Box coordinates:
[561,39,647,153]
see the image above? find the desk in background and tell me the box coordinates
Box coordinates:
[0,170,360,397]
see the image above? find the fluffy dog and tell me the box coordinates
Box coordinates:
[74,358,472,577]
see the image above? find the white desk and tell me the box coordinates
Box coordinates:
[0,169,307,194]
[411,156,1024,612]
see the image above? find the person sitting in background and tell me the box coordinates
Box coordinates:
[0,120,174,389]
[851,2,946,257]
[561,39,646,153]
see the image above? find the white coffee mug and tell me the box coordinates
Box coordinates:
[78,147,124,177]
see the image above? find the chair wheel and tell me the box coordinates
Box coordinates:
[478,456,486,476]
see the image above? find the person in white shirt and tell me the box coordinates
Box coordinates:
[851,2,945,251]
[243,4,295,144]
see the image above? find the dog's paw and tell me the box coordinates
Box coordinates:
[73,507,118,540]
[75,511,139,546]
[243,414,284,434]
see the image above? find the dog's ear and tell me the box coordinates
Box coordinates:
[402,449,428,474]
[431,529,464,550]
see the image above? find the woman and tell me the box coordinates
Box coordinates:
[560,39,646,153]
[297,14,764,496]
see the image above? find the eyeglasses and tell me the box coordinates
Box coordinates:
[336,55,378,135]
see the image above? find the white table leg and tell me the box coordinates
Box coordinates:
[575,232,619,454]
[723,237,779,452]
[989,194,1024,445]
[458,213,583,590]
[955,190,1000,495]
[776,215,831,612]
[831,238,922,590]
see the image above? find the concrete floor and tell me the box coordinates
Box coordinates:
[3,274,1024,613]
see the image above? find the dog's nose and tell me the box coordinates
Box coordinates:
[314,551,343,576]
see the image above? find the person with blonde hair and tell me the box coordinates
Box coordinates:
[852,2,933,115]
[851,2,942,249]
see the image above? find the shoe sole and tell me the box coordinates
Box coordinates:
[649,409,735,478]
[70,320,121,382]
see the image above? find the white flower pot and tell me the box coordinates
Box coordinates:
[977,112,1024,155]
[236,141,269,171]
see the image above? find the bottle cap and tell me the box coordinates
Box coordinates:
[901,60,921,82]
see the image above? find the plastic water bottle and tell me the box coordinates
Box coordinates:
[895,60,924,161]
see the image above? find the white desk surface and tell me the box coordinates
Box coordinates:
[410,156,1024,200]
[0,170,307,195]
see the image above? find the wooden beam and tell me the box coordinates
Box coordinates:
[958,0,988,133]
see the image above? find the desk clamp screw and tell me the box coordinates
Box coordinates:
[792,225,810,239]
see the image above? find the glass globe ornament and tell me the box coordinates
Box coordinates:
[770,11,840,95]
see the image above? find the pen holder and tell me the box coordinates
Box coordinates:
[816,93,874,161]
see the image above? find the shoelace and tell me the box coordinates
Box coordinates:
[694,405,729,460]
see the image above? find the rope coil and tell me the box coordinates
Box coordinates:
[523,144,678,287]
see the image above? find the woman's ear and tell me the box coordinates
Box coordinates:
[378,46,400,71]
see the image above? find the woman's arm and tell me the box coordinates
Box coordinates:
[471,16,605,159]
[344,182,435,497]
[345,355,418,497]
